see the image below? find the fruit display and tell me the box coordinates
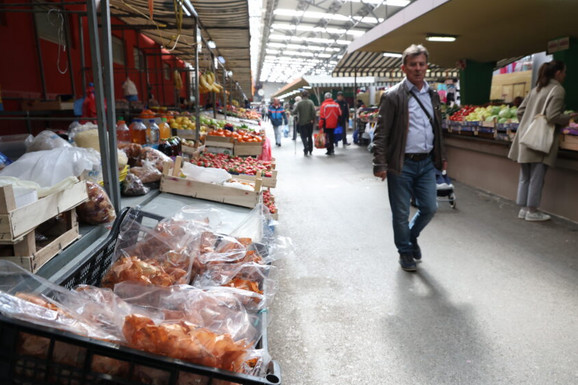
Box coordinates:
[168,115,196,130]
[358,108,378,122]
[449,105,519,124]
[199,71,224,94]
[208,128,263,143]
[448,105,476,121]
[194,152,274,177]
[225,106,262,121]
[262,189,277,215]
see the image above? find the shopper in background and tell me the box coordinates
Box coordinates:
[294,91,316,156]
[261,102,268,121]
[373,44,446,272]
[336,91,351,146]
[508,60,578,222]
[319,92,342,156]
[268,98,288,147]
[291,96,302,140]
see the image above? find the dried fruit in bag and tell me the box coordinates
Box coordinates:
[122,314,249,372]
[101,255,188,288]
[76,181,116,225]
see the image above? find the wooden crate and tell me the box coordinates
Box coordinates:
[234,142,263,156]
[235,170,278,188]
[0,210,80,273]
[205,135,234,145]
[174,129,197,140]
[560,134,578,151]
[181,143,204,159]
[0,181,88,242]
[160,157,262,209]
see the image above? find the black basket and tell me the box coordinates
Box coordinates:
[0,208,281,385]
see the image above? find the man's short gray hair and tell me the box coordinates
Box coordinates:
[324,92,333,99]
[402,44,429,65]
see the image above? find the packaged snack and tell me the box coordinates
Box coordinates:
[76,181,116,225]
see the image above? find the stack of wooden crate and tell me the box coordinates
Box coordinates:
[0,181,88,272]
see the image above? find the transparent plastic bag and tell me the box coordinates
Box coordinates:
[0,261,123,342]
[122,172,149,196]
[140,146,172,171]
[100,208,203,288]
[192,262,277,310]
[129,160,162,183]
[180,162,232,184]
[0,147,102,187]
[68,122,97,143]
[113,283,261,346]
[76,181,116,225]
[25,130,72,152]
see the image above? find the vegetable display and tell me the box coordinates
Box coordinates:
[263,190,277,215]
[194,153,274,177]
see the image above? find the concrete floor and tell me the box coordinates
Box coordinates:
[266,129,578,385]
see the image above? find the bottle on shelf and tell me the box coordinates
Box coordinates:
[116,117,131,143]
[129,118,147,145]
[159,117,171,140]
[147,119,160,146]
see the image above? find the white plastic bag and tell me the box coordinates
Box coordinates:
[180,162,231,184]
[25,130,72,152]
[0,147,102,187]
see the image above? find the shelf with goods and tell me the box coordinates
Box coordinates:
[443,104,578,153]
[0,6,283,385]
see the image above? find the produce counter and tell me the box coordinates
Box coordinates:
[445,134,578,222]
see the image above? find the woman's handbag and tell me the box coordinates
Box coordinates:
[314,129,326,149]
[519,86,559,153]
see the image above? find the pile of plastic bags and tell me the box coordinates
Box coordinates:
[0,203,290,384]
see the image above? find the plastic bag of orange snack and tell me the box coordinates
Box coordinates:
[113,282,262,346]
[101,208,203,289]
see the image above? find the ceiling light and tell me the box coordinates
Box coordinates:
[383,52,402,58]
[425,34,457,42]
[207,40,216,49]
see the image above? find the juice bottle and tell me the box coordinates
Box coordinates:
[159,117,171,139]
[147,119,160,146]
[116,118,131,143]
[130,119,147,145]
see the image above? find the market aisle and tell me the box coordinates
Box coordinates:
[267,128,578,385]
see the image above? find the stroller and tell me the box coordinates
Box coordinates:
[435,169,456,208]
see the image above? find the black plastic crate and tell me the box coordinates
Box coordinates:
[0,208,281,385]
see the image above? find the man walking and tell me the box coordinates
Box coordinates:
[372,44,446,272]
[291,96,302,140]
[268,98,287,147]
[336,91,351,146]
[294,91,316,155]
[319,92,341,156]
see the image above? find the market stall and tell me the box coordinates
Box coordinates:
[0,1,285,384]
[339,0,578,221]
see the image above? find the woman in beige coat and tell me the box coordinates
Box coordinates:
[508,60,578,221]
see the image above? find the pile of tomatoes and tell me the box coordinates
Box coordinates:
[262,190,277,215]
[194,153,274,177]
[207,128,263,143]
[449,105,476,121]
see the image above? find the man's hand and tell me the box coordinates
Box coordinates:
[442,160,448,171]
[374,170,387,181]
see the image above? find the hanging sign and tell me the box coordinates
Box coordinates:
[547,37,570,54]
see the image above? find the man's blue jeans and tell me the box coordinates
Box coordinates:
[387,157,437,256]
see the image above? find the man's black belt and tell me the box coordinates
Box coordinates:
[405,152,431,161]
